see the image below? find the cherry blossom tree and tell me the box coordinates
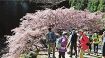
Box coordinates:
[2,8,105,58]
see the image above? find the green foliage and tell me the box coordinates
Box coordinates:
[19,50,39,58]
[75,0,85,10]
[98,0,105,12]
[69,0,85,10]
[69,0,76,7]
[69,0,105,12]
[87,0,99,12]
[19,53,31,58]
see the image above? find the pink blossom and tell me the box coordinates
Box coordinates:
[2,8,105,58]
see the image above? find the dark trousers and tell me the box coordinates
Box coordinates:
[70,43,77,57]
[94,44,98,53]
[103,42,105,56]
[59,51,65,58]
[88,43,92,52]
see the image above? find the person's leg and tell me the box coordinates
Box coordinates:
[48,43,51,58]
[59,51,61,58]
[61,52,65,58]
[80,48,84,58]
[96,44,98,55]
[88,43,91,55]
[52,43,56,58]
[94,44,96,53]
[103,43,105,58]
[70,44,73,57]
[90,44,92,53]
[74,44,77,58]
[67,45,71,54]
[78,44,81,56]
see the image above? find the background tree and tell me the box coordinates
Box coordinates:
[69,0,85,10]
[69,0,105,12]
[97,0,105,12]
[69,0,76,7]
[87,0,99,12]
[2,8,104,58]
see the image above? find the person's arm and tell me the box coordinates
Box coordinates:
[92,34,94,40]
[46,33,49,43]
[67,40,70,48]
[101,34,104,45]
[66,34,72,48]
[101,35,104,43]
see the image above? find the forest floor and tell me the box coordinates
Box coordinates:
[37,45,103,58]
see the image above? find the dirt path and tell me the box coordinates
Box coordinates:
[37,48,103,58]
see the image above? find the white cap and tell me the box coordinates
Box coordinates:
[103,31,105,33]
[62,31,67,35]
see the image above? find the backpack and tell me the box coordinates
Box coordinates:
[60,36,67,47]
[58,36,67,52]
[56,36,67,49]
[56,38,61,49]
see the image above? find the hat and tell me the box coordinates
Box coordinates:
[79,29,83,32]
[62,31,67,35]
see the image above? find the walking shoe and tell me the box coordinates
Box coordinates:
[87,53,90,55]
[48,57,51,58]
[53,56,56,58]
[67,51,70,54]
[70,55,72,58]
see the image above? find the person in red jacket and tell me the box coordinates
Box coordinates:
[79,31,89,52]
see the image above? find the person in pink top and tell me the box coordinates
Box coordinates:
[58,31,68,58]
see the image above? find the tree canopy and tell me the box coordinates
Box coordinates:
[2,8,105,58]
[69,0,105,12]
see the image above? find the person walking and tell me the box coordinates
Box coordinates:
[70,29,78,58]
[67,30,72,54]
[79,31,89,53]
[92,32,99,55]
[58,31,68,58]
[102,31,105,58]
[46,28,56,58]
[86,31,92,55]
